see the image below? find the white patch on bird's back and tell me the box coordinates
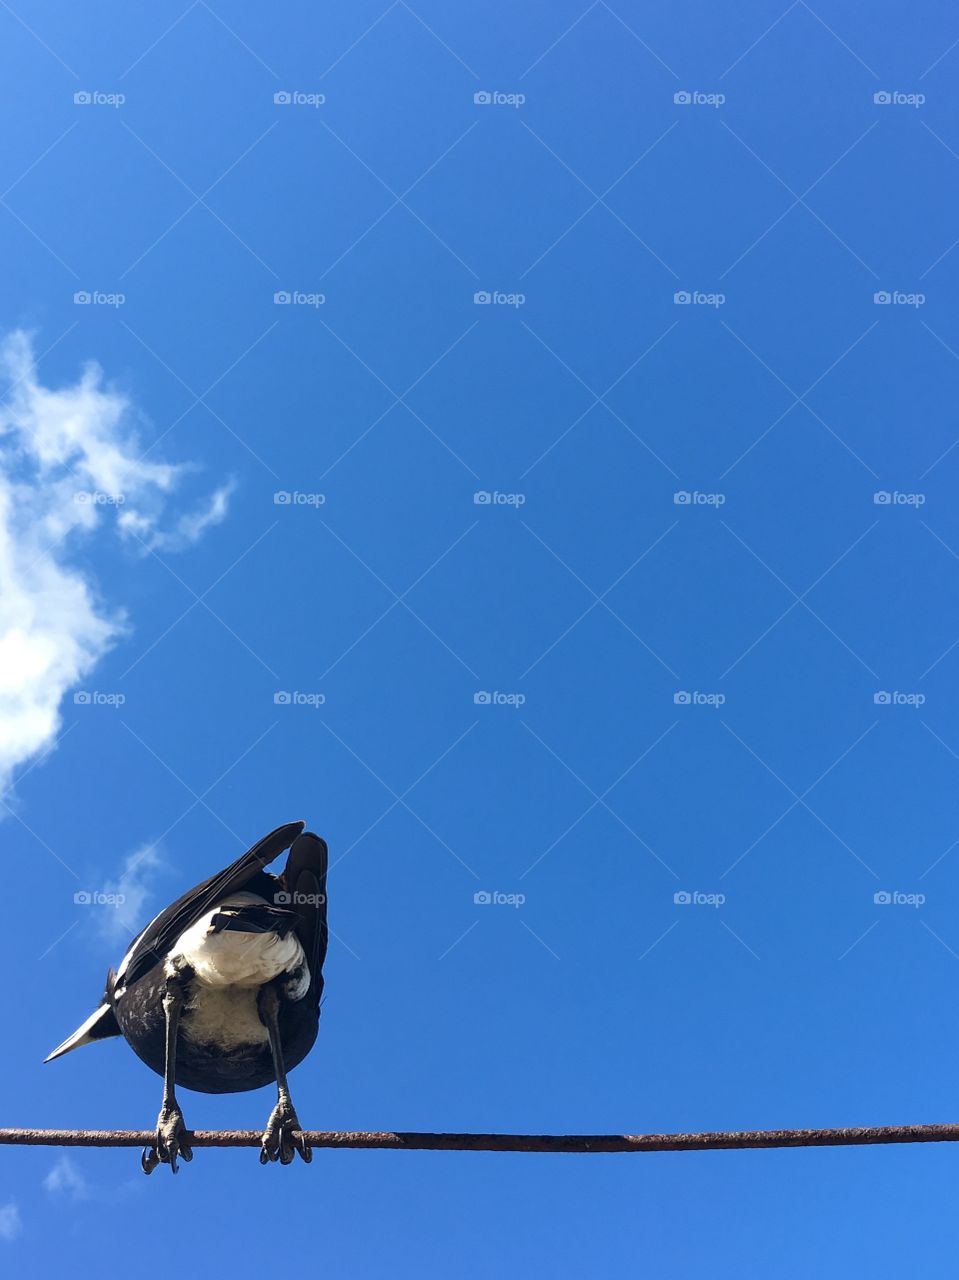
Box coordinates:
[171,892,307,988]
[115,921,151,981]
[283,963,310,1002]
[115,895,170,984]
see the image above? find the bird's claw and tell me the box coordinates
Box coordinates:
[141,1103,193,1175]
[260,1098,311,1165]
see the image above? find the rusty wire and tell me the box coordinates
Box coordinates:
[2,1123,959,1153]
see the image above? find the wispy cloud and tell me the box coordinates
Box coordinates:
[140,478,236,551]
[43,1156,89,1200]
[0,330,233,797]
[99,843,165,941]
[0,1203,22,1241]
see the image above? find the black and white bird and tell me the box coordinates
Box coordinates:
[46,821,328,1173]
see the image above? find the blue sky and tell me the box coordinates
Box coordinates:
[2,0,959,1273]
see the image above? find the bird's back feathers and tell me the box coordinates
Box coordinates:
[114,821,305,994]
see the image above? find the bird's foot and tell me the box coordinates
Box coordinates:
[260,1097,311,1165]
[141,1102,193,1175]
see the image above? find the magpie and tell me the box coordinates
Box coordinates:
[46,821,328,1173]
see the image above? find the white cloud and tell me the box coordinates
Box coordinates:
[0,330,232,796]
[43,1156,89,1200]
[138,477,236,551]
[99,843,165,942]
[0,1202,21,1241]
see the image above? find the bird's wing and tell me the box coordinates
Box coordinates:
[282,831,329,1003]
[114,821,305,992]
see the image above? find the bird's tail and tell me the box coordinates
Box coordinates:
[45,998,120,1062]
